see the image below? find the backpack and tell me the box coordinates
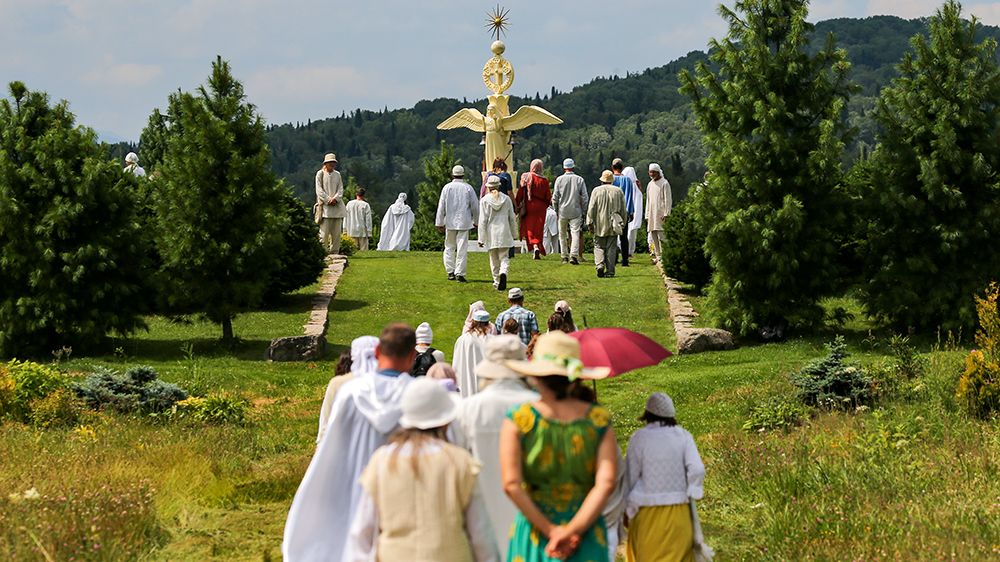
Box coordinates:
[411,348,438,377]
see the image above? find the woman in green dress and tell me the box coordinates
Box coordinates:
[501,332,619,562]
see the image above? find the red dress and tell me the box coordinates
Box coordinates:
[515,174,552,254]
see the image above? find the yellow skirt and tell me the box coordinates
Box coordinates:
[626,504,694,562]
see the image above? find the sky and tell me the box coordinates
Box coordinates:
[3,0,1000,142]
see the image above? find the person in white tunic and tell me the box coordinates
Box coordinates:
[454,335,539,560]
[123,152,146,177]
[543,205,560,256]
[344,188,373,251]
[377,193,415,251]
[315,153,347,255]
[436,165,479,282]
[453,309,493,398]
[316,335,378,444]
[645,163,674,264]
[282,324,417,562]
[551,158,589,264]
[622,166,644,256]
[347,378,500,562]
[477,175,518,291]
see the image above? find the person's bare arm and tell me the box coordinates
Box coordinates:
[500,418,555,537]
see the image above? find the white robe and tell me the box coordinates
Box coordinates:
[283,372,413,562]
[452,332,489,398]
[344,200,373,238]
[454,379,540,560]
[477,192,517,250]
[543,207,560,255]
[436,180,479,231]
[645,177,673,232]
[377,200,414,251]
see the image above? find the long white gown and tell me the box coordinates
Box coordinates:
[377,194,415,251]
[452,332,489,398]
[283,372,413,561]
[543,206,560,255]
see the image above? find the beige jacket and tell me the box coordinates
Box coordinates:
[586,183,627,237]
[316,169,347,219]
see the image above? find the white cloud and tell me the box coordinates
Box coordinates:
[83,63,163,88]
[246,65,371,104]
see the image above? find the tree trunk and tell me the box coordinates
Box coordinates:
[221,316,234,343]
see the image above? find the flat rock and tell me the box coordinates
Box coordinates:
[677,328,736,354]
[268,335,327,362]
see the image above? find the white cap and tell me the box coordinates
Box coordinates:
[486,175,501,188]
[563,158,575,169]
[452,165,465,177]
[508,287,524,300]
[399,378,458,429]
[645,392,676,418]
[554,300,571,313]
[415,322,433,344]
[125,152,139,164]
[649,163,663,174]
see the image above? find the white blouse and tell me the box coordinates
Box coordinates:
[625,424,705,518]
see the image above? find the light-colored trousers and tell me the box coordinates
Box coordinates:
[649,229,667,261]
[488,247,510,285]
[628,228,640,255]
[559,217,583,259]
[319,217,344,255]
[594,235,618,276]
[352,237,369,252]
[443,229,470,275]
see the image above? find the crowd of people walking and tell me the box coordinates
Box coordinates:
[284,292,710,561]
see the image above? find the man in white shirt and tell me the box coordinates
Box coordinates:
[435,165,478,282]
[551,158,589,265]
[316,153,347,255]
[646,163,674,264]
[344,187,373,252]
[123,152,146,177]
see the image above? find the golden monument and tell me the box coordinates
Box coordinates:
[437,6,563,174]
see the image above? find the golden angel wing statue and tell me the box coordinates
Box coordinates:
[503,105,563,131]
[437,108,488,132]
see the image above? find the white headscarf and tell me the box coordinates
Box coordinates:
[622,166,639,188]
[463,301,498,335]
[350,336,379,376]
[389,193,410,214]
[125,152,139,164]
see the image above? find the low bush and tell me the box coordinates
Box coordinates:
[791,336,874,409]
[338,233,358,257]
[887,334,928,379]
[28,387,84,428]
[175,393,250,424]
[72,365,188,415]
[743,395,809,432]
[660,200,712,289]
[0,360,67,422]
[957,284,1000,418]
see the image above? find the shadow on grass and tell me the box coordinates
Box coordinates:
[106,337,276,362]
[330,299,368,312]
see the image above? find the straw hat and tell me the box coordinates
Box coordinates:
[600,170,615,184]
[507,332,610,381]
[399,378,457,429]
[476,335,528,380]
[323,153,338,164]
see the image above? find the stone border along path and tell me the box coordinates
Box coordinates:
[657,263,736,354]
[267,255,348,361]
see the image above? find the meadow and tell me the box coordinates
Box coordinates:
[1,252,997,560]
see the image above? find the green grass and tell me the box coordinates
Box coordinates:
[2,251,998,560]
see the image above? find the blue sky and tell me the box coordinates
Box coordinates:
[3,0,999,141]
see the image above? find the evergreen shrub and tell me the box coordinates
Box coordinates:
[72,365,188,414]
[791,336,874,409]
[265,186,325,299]
[661,198,711,290]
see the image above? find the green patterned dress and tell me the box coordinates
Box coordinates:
[505,402,612,562]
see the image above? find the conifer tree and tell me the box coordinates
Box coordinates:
[680,0,856,336]
[410,141,459,251]
[155,57,284,342]
[859,1,1000,331]
[0,82,150,357]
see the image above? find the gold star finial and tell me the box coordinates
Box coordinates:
[485,5,511,41]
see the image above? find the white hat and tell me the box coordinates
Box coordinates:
[554,300,571,313]
[649,163,663,174]
[324,153,338,164]
[472,309,490,322]
[125,152,139,164]
[452,165,465,177]
[645,392,676,418]
[476,335,528,380]
[415,322,433,344]
[600,170,615,183]
[486,175,501,188]
[399,378,458,429]
[508,287,524,300]
[563,158,575,169]
[507,332,610,381]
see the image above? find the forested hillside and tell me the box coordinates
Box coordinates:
[122,16,1000,218]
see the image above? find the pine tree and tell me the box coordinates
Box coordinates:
[0,82,150,357]
[155,57,285,342]
[411,142,459,251]
[859,1,1000,331]
[680,0,856,336]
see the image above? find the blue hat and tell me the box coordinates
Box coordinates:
[473,309,490,322]
[563,158,575,169]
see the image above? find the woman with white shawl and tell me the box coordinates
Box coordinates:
[463,301,498,335]
[452,309,493,398]
[377,193,415,251]
[623,166,644,255]
[316,336,378,443]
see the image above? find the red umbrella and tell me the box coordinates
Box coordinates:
[568,328,673,377]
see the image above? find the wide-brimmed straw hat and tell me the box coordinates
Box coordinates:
[323,153,338,164]
[507,332,610,381]
[399,378,457,429]
[476,335,528,380]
